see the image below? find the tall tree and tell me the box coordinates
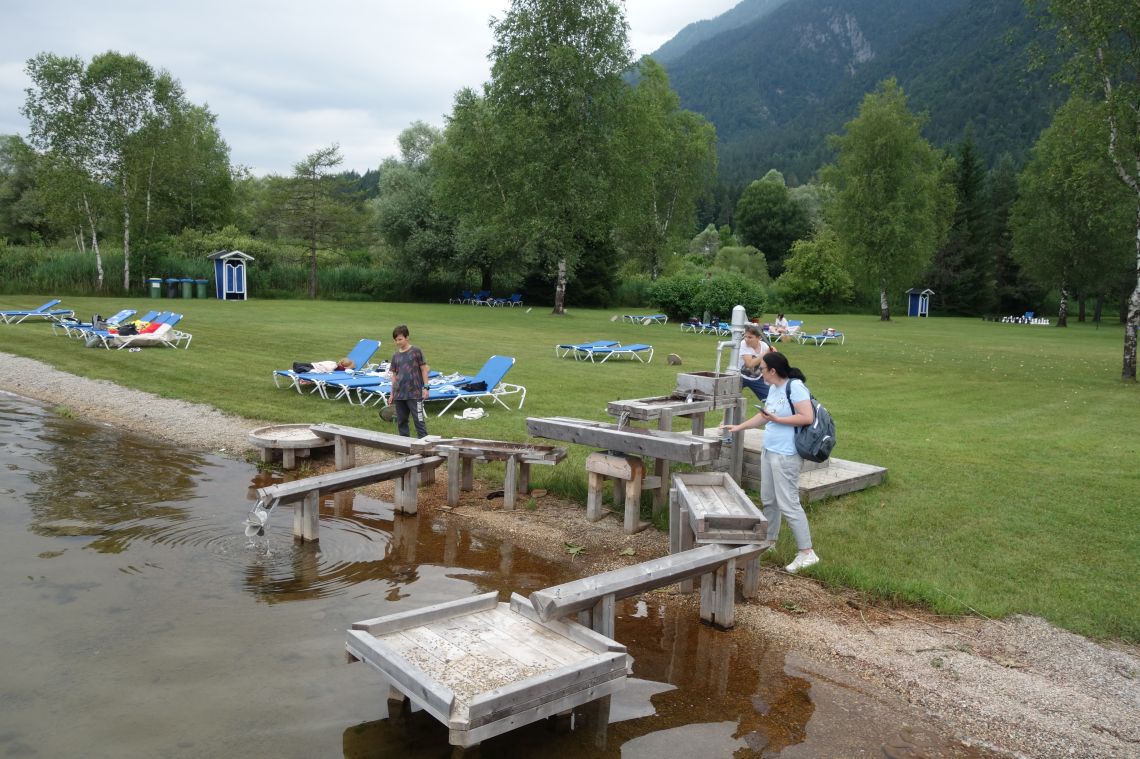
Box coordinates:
[733,169,812,278]
[1010,97,1134,326]
[823,79,956,320]
[486,0,632,314]
[374,121,456,274]
[22,52,189,291]
[433,88,524,291]
[0,135,46,244]
[926,129,995,315]
[266,145,364,298]
[612,58,717,279]
[988,153,1042,314]
[1029,0,1140,379]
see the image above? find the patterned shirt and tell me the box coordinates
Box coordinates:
[389,347,426,400]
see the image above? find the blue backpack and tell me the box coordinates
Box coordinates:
[785,381,836,463]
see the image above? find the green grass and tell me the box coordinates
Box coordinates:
[1,296,1137,642]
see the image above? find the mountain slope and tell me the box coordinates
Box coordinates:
[649,0,794,66]
[661,0,1060,183]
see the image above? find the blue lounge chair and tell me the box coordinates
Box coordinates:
[450,290,472,304]
[54,309,139,338]
[111,312,191,349]
[796,330,845,347]
[272,338,381,392]
[425,355,525,416]
[81,310,164,348]
[555,339,619,360]
[622,314,667,325]
[0,299,74,325]
[580,343,654,364]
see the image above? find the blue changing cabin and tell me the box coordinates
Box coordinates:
[207,249,254,300]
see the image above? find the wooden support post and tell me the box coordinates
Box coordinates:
[419,459,437,485]
[653,410,673,518]
[259,447,273,464]
[447,450,460,508]
[333,437,356,471]
[517,462,530,494]
[678,506,694,593]
[503,455,518,510]
[460,457,474,491]
[699,559,736,629]
[395,468,419,515]
[590,594,616,639]
[623,458,645,535]
[690,411,706,436]
[586,472,605,522]
[298,491,320,541]
[610,475,625,509]
[282,447,297,470]
[730,396,746,485]
[743,557,761,599]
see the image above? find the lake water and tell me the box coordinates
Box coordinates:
[0,392,997,758]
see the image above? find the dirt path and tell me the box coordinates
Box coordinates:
[2,351,1137,759]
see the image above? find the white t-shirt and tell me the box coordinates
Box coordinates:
[739,338,770,371]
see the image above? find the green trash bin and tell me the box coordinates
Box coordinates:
[179,278,194,299]
[194,278,209,299]
[147,278,162,299]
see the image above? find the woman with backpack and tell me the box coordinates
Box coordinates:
[722,351,821,573]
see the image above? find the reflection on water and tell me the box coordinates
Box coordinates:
[0,393,998,758]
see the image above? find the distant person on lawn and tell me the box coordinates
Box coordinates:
[388,324,429,438]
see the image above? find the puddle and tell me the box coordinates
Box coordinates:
[0,392,1000,757]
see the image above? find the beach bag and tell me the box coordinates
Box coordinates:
[292,362,314,374]
[785,381,836,463]
[117,323,138,336]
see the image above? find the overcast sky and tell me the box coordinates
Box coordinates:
[1,0,740,176]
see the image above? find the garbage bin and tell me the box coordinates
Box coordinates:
[147,278,163,299]
[165,278,180,298]
[194,278,209,299]
[179,278,194,299]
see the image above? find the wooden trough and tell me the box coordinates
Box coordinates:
[410,437,567,511]
[346,592,629,748]
[526,416,720,467]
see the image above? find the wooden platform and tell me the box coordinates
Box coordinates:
[347,592,628,748]
[704,429,887,503]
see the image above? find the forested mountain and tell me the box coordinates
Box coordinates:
[649,0,793,66]
[661,0,1063,184]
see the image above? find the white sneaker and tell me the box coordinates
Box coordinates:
[785,550,820,574]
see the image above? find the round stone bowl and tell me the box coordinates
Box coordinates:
[247,424,333,469]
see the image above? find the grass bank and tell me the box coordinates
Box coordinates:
[1,295,1136,642]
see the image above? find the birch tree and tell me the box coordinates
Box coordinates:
[1029,0,1140,379]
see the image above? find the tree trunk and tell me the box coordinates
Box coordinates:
[1077,294,1086,322]
[1057,287,1069,327]
[480,266,493,292]
[552,257,567,315]
[879,287,890,321]
[308,242,318,299]
[122,182,131,292]
[82,193,103,290]
[1123,201,1139,381]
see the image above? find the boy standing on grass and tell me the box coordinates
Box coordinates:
[388,324,429,438]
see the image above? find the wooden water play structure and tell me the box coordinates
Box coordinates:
[249,424,566,541]
[248,424,335,470]
[347,469,772,749]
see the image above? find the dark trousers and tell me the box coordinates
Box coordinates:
[393,398,428,438]
[740,375,770,403]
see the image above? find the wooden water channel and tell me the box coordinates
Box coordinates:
[250,366,887,749]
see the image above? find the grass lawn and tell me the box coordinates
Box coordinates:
[1,295,1137,642]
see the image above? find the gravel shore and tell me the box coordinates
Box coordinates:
[2,351,1137,759]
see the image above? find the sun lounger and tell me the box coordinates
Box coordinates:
[579,343,654,364]
[424,355,525,416]
[555,339,620,359]
[0,299,74,325]
[622,314,667,325]
[272,338,381,392]
[796,330,845,346]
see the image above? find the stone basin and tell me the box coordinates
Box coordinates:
[248,424,334,469]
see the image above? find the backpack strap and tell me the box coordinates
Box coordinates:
[784,379,815,426]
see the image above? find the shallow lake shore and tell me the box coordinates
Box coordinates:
[2,350,1136,759]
